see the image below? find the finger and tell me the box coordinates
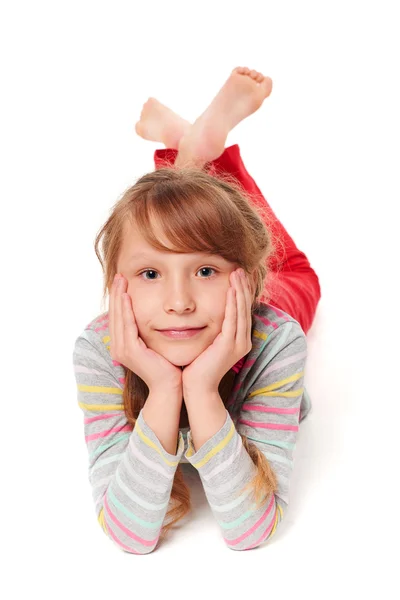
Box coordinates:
[235,271,247,343]
[109,276,117,355]
[114,276,126,356]
[221,283,236,340]
[122,291,139,343]
[242,272,252,339]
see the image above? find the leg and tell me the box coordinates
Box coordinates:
[154,144,321,334]
[135,67,272,160]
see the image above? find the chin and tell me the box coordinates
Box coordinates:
[157,345,204,368]
[167,353,198,368]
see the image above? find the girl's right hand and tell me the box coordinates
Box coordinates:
[109,274,183,392]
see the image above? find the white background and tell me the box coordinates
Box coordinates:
[1,0,399,598]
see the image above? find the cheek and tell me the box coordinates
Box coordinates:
[127,290,146,328]
[207,298,227,329]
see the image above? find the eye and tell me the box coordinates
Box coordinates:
[197,267,217,278]
[139,269,158,281]
[138,267,217,281]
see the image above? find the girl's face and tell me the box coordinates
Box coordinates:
[116,218,252,367]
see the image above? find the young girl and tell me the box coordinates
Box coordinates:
[73,66,321,554]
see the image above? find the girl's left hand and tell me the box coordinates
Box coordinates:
[182,268,253,393]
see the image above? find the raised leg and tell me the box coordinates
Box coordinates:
[138,66,321,332]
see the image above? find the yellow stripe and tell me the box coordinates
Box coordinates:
[78,401,124,411]
[77,384,123,395]
[269,510,279,539]
[135,421,181,467]
[268,502,284,540]
[186,436,195,458]
[97,508,108,534]
[247,371,304,397]
[250,388,303,399]
[102,335,111,344]
[253,329,268,341]
[189,421,236,469]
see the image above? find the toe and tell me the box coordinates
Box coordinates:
[262,77,273,96]
[249,69,258,79]
[255,73,264,83]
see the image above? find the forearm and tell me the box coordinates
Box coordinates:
[184,389,227,452]
[142,388,183,455]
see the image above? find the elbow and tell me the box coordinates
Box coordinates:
[98,507,158,555]
[120,544,157,555]
[225,494,283,551]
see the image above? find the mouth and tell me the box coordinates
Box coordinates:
[157,327,206,339]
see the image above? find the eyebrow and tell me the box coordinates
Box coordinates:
[129,251,224,262]
[129,252,154,260]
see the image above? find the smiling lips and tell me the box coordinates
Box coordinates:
[157,327,206,339]
[157,326,204,331]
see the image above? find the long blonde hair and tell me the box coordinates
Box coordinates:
[94,164,282,542]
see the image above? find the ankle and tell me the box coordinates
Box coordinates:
[164,122,192,150]
[175,135,208,169]
[175,152,207,169]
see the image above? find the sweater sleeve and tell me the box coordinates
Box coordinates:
[183,320,307,550]
[72,327,185,554]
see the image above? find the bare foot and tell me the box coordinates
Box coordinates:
[175,67,273,168]
[135,98,192,150]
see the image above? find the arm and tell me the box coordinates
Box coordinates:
[142,389,183,456]
[184,390,227,452]
[73,325,184,554]
[183,320,308,550]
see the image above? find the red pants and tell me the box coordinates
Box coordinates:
[154,144,321,334]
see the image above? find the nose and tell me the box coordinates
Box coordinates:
[163,280,196,313]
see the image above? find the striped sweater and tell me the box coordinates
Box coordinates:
[72,301,311,553]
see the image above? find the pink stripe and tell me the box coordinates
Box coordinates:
[84,412,122,424]
[254,313,280,329]
[238,418,298,432]
[266,351,306,374]
[231,357,245,374]
[228,361,254,403]
[241,403,299,415]
[86,314,108,330]
[264,304,291,323]
[224,493,275,546]
[86,424,132,442]
[96,314,109,323]
[112,359,124,368]
[246,358,257,367]
[101,515,141,554]
[232,360,257,393]
[104,492,158,548]
[243,505,278,550]
[231,360,305,401]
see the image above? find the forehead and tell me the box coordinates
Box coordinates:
[121,215,173,254]
[119,217,233,266]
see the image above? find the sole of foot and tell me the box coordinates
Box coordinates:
[175,67,273,167]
